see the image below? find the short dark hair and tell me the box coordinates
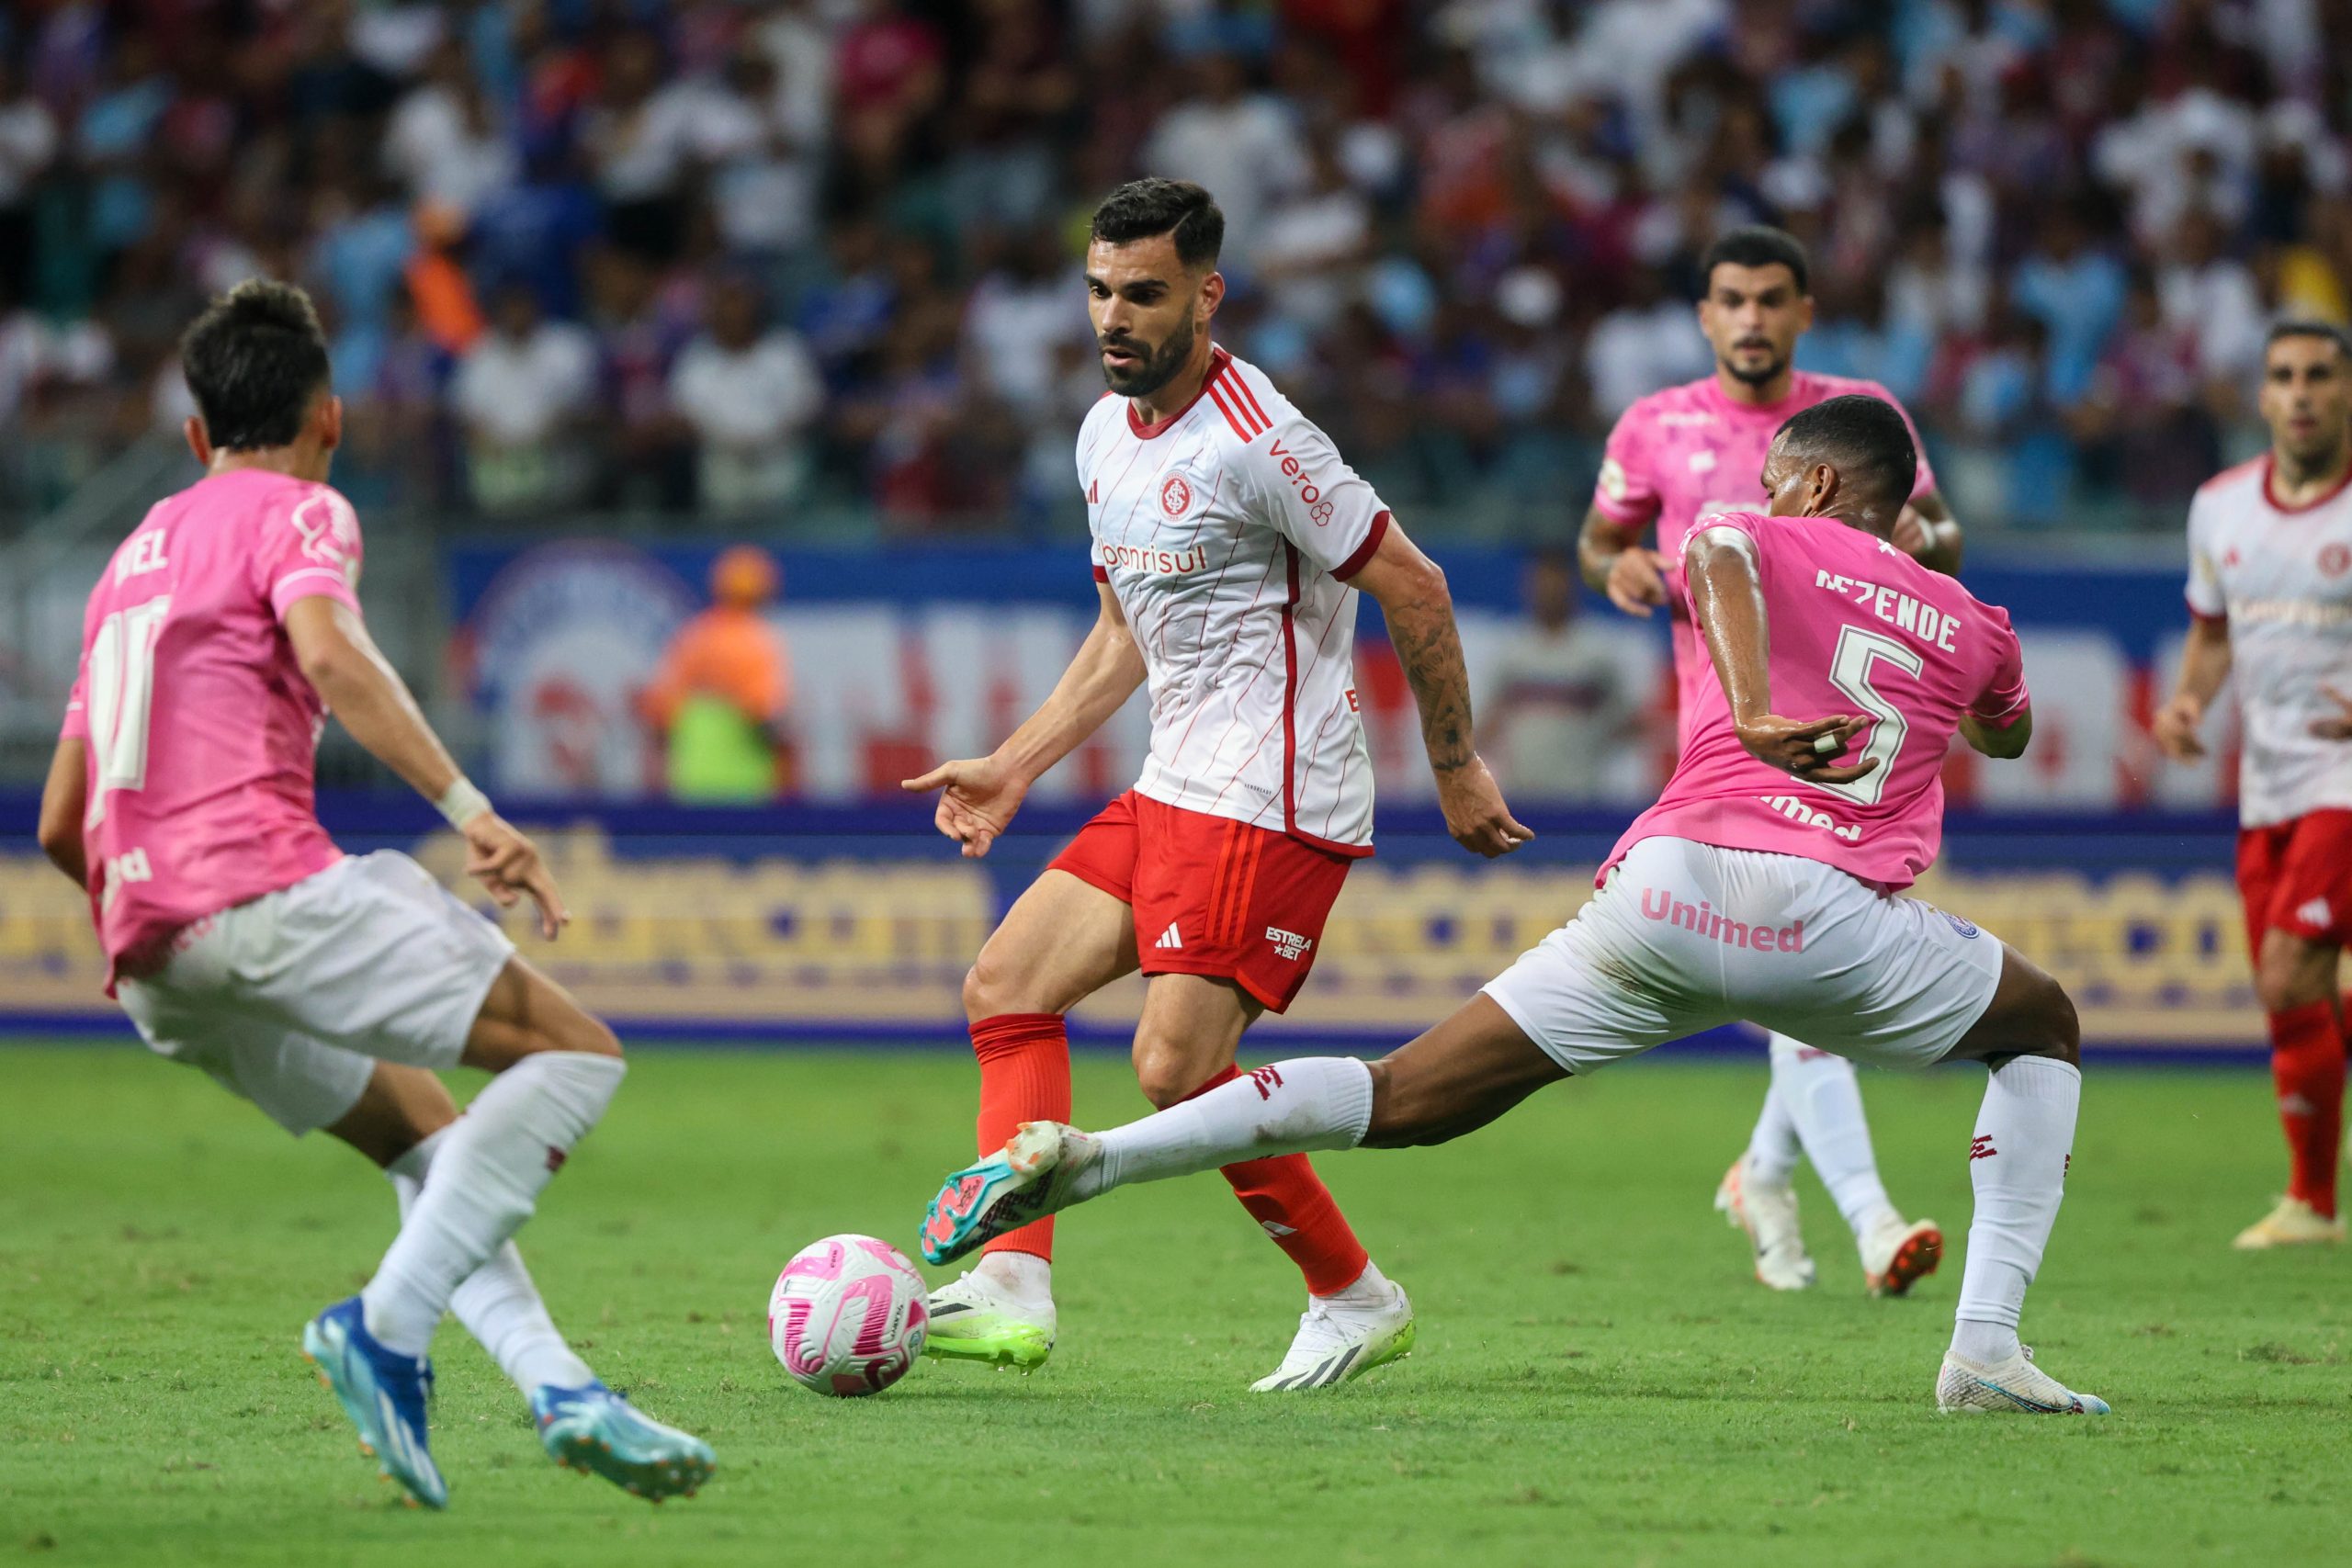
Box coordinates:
[179,280,333,452]
[1701,225,1811,296]
[1090,178,1225,270]
[2266,320,2352,363]
[1773,394,1916,509]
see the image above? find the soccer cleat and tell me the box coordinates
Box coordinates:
[1250,1280,1417,1392]
[1714,1155,1815,1290]
[532,1382,714,1503]
[921,1122,1099,1266]
[1936,1346,2110,1416]
[1860,1214,1944,1297]
[921,1271,1057,1372]
[301,1297,447,1509]
[2232,1195,2346,1249]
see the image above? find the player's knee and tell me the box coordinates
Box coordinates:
[1361,1060,1459,1148]
[962,946,1035,1022]
[2254,937,2333,1014]
[549,1011,623,1059]
[1130,1036,1209,1110]
[2016,974,2080,1067]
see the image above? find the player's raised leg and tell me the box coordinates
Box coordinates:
[1774,1035,1941,1295]
[1129,973,1410,1392]
[332,1063,713,1502]
[1722,1066,1815,1290]
[924,867,1136,1371]
[1932,946,2107,1416]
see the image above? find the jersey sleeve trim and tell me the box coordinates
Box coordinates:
[1332,510,1391,581]
[2187,597,2226,625]
[268,565,361,621]
[1205,362,1271,443]
[1093,565,1110,583]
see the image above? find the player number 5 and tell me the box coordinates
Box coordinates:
[84,597,171,828]
[1813,626,1919,808]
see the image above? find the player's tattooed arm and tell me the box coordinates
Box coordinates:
[36,738,89,887]
[1686,525,1875,786]
[1352,522,1534,858]
[2153,615,2233,761]
[1893,491,1963,576]
[1577,502,1670,616]
[903,582,1146,858]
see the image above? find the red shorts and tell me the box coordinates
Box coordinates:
[1047,790,1355,1013]
[2237,808,2352,953]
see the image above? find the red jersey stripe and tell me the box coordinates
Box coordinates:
[1225,367,1273,432]
[1205,378,1260,442]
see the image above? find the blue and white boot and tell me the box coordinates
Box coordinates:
[301,1297,447,1508]
[532,1381,716,1503]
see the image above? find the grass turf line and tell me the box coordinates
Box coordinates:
[2,1043,2346,1567]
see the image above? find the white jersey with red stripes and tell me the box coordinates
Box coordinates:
[1080,346,1391,854]
[2185,454,2352,828]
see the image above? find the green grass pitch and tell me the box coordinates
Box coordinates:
[4,1042,2348,1567]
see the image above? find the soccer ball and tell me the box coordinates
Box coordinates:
[767,1234,929,1396]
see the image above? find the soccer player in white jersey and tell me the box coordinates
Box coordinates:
[2155,321,2352,1249]
[1577,227,1953,1296]
[924,396,2108,1416]
[903,179,1532,1390]
[32,281,712,1508]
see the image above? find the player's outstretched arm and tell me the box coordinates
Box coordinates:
[283,595,569,938]
[2153,615,2233,761]
[1351,522,1533,858]
[1894,491,1963,576]
[1576,502,1669,617]
[35,738,89,888]
[1685,525,1876,786]
[901,582,1146,859]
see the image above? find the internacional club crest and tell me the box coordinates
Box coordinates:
[1159,473,1194,518]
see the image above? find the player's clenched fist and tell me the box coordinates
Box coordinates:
[903,756,1028,859]
[460,812,570,939]
[2152,692,2208,760]
[1435,756,1536,858]
[1734,712,1879,787]
[1604,547,1671,617]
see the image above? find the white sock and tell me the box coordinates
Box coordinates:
[1743,1077,1802,1188]
[388,1129,596,1393]
[1316,1257,1391,1306]
[1770,1033,1900,1240]
[361,1052,626,1357]
[971,1249,1053,1310]
[1075,1057,1374,1201]
[1951,1055,2081,1365]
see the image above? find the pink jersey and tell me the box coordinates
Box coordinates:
[1603,510,2027,891]
[62,468,365,977]
[1592,371,1938,741]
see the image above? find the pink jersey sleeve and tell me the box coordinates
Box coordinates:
[60,665,87,740]
[1592,403,1663,528]
[1238,404,1392,581]
[252,483,365,621]
[1970,606,2030,722]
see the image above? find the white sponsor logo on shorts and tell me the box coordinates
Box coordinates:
[1761,795,1863,842]
[1638,888,1804,953]
[1265,926,1313,962]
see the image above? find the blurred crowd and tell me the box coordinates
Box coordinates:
[2,0,2349,539]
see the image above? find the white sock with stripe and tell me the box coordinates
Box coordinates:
[361,1052,625,1358]
[1769,1033,1901,1240]
[1073,1058,1375,1201]
[1951,1055,2080,1364]
[388,1129,596,1394]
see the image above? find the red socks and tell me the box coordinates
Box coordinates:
[970,1013,1072,1259]
[1184,1066,1371,1295]
[2267,998,2346,1217]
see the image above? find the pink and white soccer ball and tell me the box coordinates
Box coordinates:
[767,1234,929,1397]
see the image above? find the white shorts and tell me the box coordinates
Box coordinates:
[119,852,515,1135]
[1482,837,2005,1076]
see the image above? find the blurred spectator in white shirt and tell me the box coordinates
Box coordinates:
[963,227,1086,417]
[452,282,598,513]
[1477,551,1646,803]
[670,273,825,513]
[2158,207,2268,394]
[1584,265,1711,419]
[383,39,519,221]
[1142,51,1304,263]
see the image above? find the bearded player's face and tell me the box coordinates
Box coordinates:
[1699,263,1814,389]
[1085,234,1217,399]
[2258,333,2352,469]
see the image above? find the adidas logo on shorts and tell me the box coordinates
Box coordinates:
[1155,923,1183,951]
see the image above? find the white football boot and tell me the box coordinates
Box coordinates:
[922,1269,1057,1372]
[1937,1346,2110,1415]
[1714,1155,1815,1290]
[2232,1196,2346,1249]
[1858,1213,1944,1298]
[1250,1278,1417,1393]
